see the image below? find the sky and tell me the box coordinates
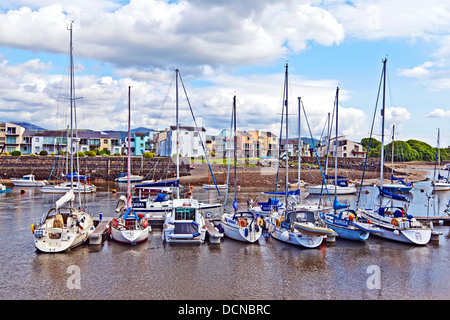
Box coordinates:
[0,0,450,148]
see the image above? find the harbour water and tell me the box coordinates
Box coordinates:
[0,170,449,302]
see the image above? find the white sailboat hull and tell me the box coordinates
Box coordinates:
[270,225,323,248]
[221,213,262,243]
[33,211,94,253]
[305,185,357,195]
[357,208,431,245]
[42,182,96,193]
[432,181,450,191]
[111,227,149,244]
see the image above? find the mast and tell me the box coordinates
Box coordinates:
[68,22,74,192]
[297,97,302,199]
[284,63,289,208]
[391,124,395,181]
[127,86,132,208]
[233,95,237,213]
[334,87,339,199]
[175,69,180,199]
[380,58,387,189]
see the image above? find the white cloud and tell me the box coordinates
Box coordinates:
[0,1,344,72]
[426,108,450,118]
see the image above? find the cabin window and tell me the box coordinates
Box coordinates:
[175,207,196,220]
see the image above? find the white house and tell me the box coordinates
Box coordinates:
[157,126,207,158]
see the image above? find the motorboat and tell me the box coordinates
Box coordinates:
[11,174,47,187]
[162,197,206,244]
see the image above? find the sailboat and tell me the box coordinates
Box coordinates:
[432,128,450,191]
[221,95,263,243]
[268,64,334,248]
[32,22,95,252]
[357,58,432,245]
[111,86,150,244]
[380,124,413,194]
[162,69,207,244]
[320,87,382,241]
[304,102,356,195]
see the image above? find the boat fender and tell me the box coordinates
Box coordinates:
[275,218,281,227]
[21,189,25,194]
[244,228,249,237]
[140,218,148,228]
[257,218,264,227]
[391,218,399,227]
[31,224,35,234]
[280,230,289,242]
[393,229,400,236]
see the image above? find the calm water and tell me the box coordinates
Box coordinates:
[0,170,449,301]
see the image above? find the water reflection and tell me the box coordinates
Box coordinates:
[0,175,449,300]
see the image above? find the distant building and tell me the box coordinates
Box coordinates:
[317,136,366,158]
[0,122,26,153]
[154,126,207,158]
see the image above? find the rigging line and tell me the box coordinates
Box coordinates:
[154,72,175,129]
[178,71,221,197]
[274,75,286,198]
[356,63,384,207]
[301,99,332,205]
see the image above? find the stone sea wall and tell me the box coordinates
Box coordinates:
[0,155,191,181]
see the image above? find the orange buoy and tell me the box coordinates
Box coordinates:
[20,189,25,194]
[365,190,370,194]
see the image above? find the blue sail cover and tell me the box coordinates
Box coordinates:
[325,175,349,187]
[264,189,300,196]
[333,197,348,210]
[135,179,179,188]
[154,193,168,202]
[123,206,139,220]
[378,187,408,201]
[391,175,413,187]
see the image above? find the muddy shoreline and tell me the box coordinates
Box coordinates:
[179,161,435,187]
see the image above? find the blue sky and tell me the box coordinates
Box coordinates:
[0,0,450,148]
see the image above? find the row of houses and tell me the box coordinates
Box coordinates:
[0,121,366,159]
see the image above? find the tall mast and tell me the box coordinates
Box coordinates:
[127,86,132,208]
[391,124,395,180]
[284,63,289,207]
[297,97,301,199]
[233,95,237,213]
[68,21,74,191]
[380,58,387,189]
[335,87,339,198]
[175,69,180,199]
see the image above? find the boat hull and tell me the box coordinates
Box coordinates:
[111,227,149,244]
[33,214,94,253]
[221,214,262,243]
[305,185,357,195]
[381,184,413,194]
[270,226,323,248]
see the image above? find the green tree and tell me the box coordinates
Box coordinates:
[407,140,436,161]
